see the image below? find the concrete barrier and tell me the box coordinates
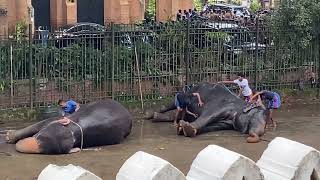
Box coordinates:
[116,151,186,180]
[186,145,264,180]
[257,137,320,180]
[37,164,102,180]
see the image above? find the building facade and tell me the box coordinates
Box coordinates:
[0,0,33,36]
[0,0,193,36]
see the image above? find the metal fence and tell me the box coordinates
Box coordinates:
[0,21,319,109]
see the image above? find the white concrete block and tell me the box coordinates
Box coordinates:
[257,137,320,180]
[37,164,102,180]
[116,151,186,180]
[186,145,264,180]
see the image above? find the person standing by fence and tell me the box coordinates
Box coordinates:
[219,73,253,102]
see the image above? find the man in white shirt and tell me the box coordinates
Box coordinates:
[219,73,253,102]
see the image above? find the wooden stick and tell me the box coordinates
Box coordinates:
[134,46,144,110]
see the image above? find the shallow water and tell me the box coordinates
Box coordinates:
[0,103,320,179]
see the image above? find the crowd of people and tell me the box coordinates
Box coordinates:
[175,3,270,27]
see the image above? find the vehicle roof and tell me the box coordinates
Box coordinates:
[214,3,247,8]
[205,22,239,29]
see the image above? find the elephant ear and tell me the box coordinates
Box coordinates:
[36,123,75,154]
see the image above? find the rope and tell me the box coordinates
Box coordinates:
[216,83,240,98]
[70,120,84,151]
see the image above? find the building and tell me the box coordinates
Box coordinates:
[0,0,193,36]
[0,0,146,36]
[0,0,33,36]
[156,0,193,22]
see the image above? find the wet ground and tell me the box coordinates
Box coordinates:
[1,103,320,180]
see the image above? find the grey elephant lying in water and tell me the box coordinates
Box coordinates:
[6,100,132,154]
[147,83,267,143]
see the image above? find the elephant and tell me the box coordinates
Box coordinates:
[6,100,132,154]
[147,83,267,143]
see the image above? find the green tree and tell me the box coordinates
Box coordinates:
[250,0,261,13]
[269,0,320,48]
[193,0,203,11]
[146,0,156,20]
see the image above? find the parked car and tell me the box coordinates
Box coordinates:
[192,22,266,62]
[213,4,251,18]
[54,22,106,48]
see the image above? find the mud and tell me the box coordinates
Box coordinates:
[0,103,320,180]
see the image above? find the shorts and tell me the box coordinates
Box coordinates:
[267,92,281,109]
[175,94,186,109]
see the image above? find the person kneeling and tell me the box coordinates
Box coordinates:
[58,99,80,126]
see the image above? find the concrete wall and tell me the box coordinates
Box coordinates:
[0,0,9,36]
[50,0,67,29]
[66,1,77,25]
[105,0,144,24]
[0,0,32,36]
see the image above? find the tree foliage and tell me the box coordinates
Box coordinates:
[193,0,203,11]
[269,0,320,48]
[146,0,156,20]
[250,0,261,13]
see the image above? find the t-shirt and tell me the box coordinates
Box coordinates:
[64,100,77,114]
[233,79,252,97]
[260,91,275,101]
[176,93,189,108]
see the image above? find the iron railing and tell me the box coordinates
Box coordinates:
[0,21,319,109]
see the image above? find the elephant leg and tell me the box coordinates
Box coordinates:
[6,117,59,144]
[198,121,234,134]
[159,101,176,113]
[152,112,173,122]
[144,101,176,120]
[180,106,236,137]
[247,120,266,143]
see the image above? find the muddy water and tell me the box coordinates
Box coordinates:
[0,103,320,180]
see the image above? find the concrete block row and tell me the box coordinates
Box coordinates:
[38,137,320,180]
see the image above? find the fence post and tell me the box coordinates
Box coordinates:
[10,41,13,106]
[111,23,115,100]
[317,34,320,98]
[185,20,190,85]
[28,24,33,109]
[254,17,259,89]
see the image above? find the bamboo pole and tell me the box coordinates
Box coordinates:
[134,46,144,110]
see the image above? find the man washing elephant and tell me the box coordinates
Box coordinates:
[148,83,267,143]
[58,99,81,125]
[174,85,204,127]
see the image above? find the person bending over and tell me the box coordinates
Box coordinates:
[174,86,204,127]
[250,89,281,128]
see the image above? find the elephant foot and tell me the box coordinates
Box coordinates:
[6,130,17,144]
[153,112,159,119]
[180,121,197,137]
[69,148,81,154]
[143,110,154,120]
[246,133,260,143]
[176,124,183,136]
